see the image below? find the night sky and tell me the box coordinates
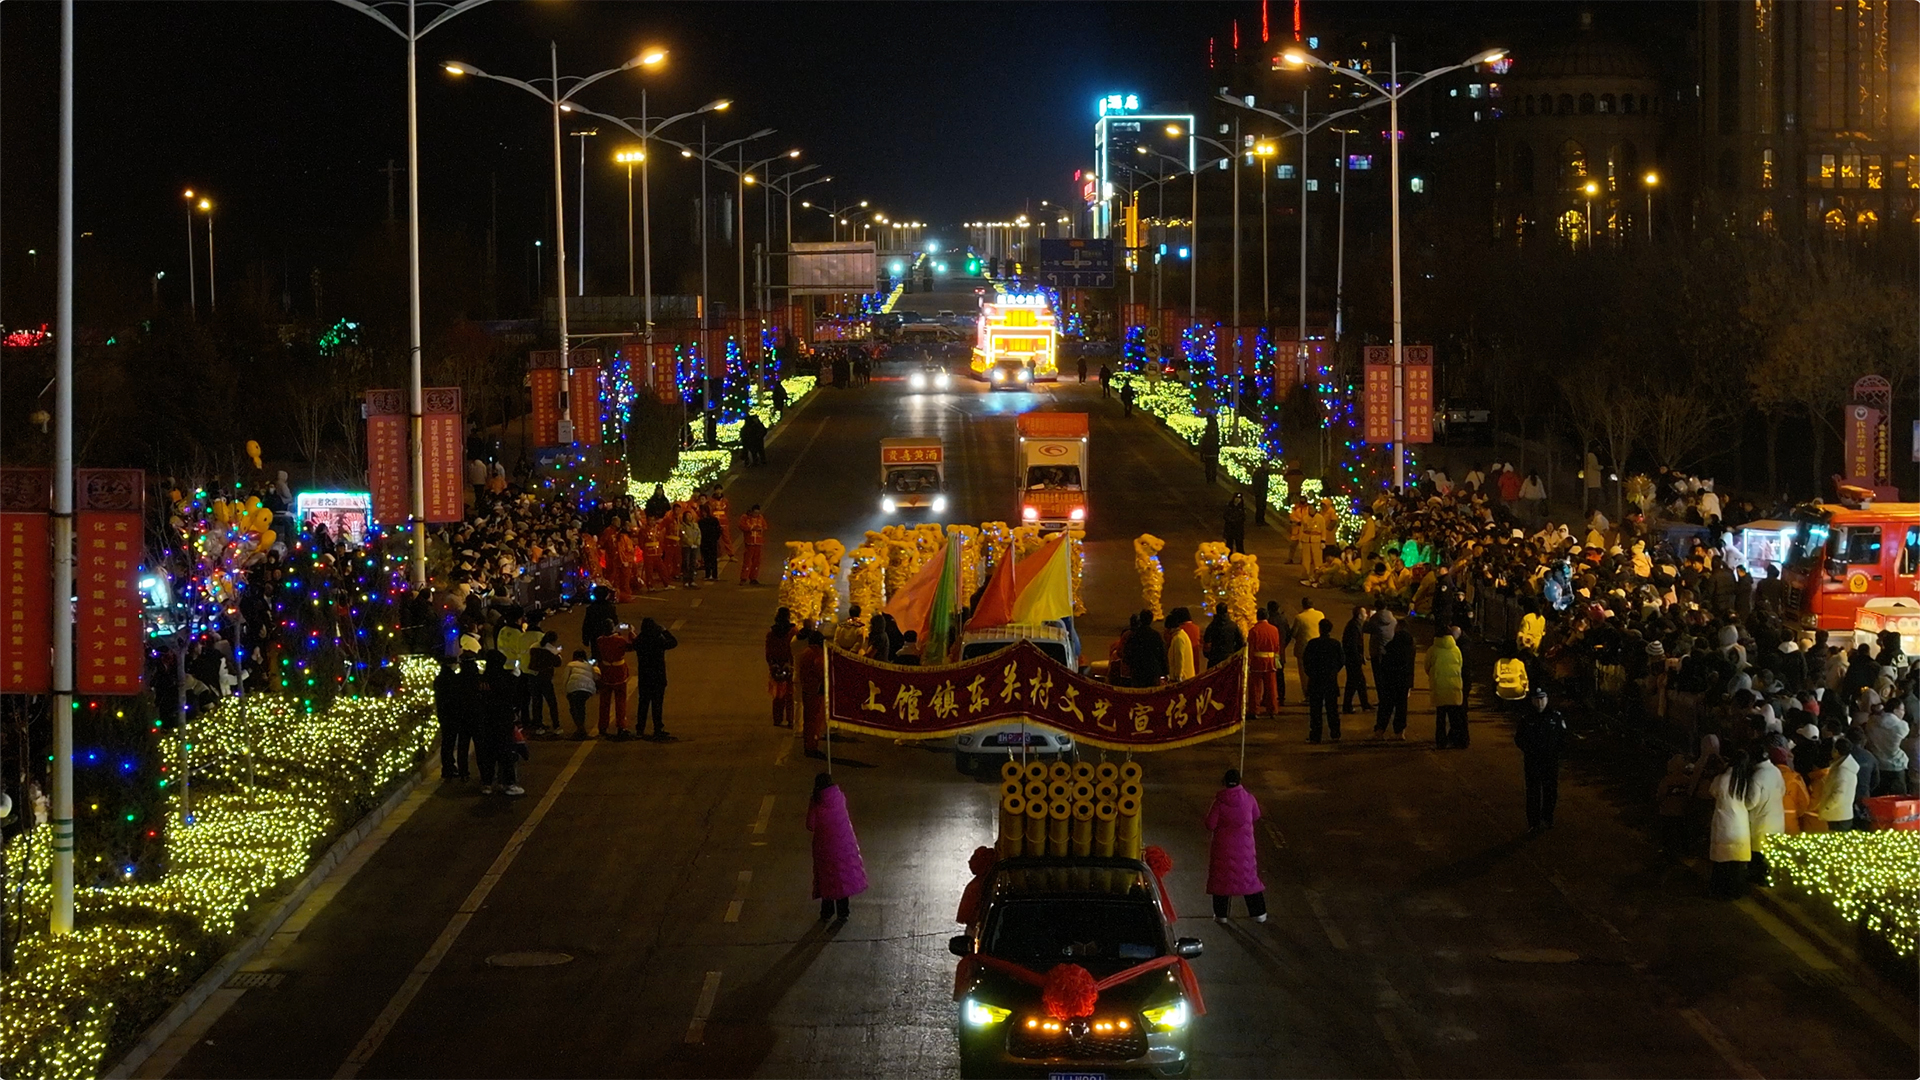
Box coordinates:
[1,0,1686,321]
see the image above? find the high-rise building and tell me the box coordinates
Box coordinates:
[1698,0,1919,239]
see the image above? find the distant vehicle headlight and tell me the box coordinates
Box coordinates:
[991,369,1005,383]
[882,497,896,513]
[932,495,948,513]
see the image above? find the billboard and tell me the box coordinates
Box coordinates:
[789,241,877,293]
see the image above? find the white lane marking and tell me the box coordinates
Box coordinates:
[1301,888,1348,950]
[774,740,791,767]
[690,598,702,608]
[669,619,685,631]
[1373,1010,1421,1078]
[333,740,596,1079]
[762,415,829,513]
[751,795,775,834]
[685,971,724,1043]
[724,870,754,923]
[1676,1008,1765,1080]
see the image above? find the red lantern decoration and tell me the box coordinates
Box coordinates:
[1042,963,1100,1020]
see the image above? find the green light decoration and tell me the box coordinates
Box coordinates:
[627,375,817,504]
[1763,830,1919,957]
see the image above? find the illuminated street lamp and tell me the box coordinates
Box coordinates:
[197,197,216,313]
[1281,42,1507,491]
[445,47,661,438]
[1583,180,1600,246]
[614,148,644,295]
[1642,171,1659,242]
[181,188,200,317]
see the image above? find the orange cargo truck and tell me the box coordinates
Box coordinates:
[1017,412,1088,528]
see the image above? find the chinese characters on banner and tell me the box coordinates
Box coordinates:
[827,641,1246,751]
[75,469,144,695]
[529,366,562,447]
[0,468,52,694]
[1361,345,1435,444]
[422,387,465,522]
[881,446,943,464]
[1402,345,1434,443]
[650,343,680,404]
[364,389,407,524]
[568,365,603,447]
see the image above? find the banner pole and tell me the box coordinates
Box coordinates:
[823,642,833,775]
[1238,647,1249,775]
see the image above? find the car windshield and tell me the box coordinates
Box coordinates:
[986,899,1165,966]
[884,466,940,493]
[1025,465,1081,490]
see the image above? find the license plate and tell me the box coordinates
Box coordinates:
[1050,1073,1106,1080]
[996,733,1047,747]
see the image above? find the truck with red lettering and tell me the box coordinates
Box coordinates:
[880,436,948,516]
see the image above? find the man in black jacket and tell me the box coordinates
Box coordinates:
[1341,607,1372,713]
[433,657,475,781]
[1123,609,1169,688]
[1373,619,1416,738]
[580,586,619,654]
[1303,618,1346,743]
[1514,687,1568,831]
[631,618,680,739]
[1201,604,1245,669]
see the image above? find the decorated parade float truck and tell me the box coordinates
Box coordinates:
[879,436,948,516]
[1017,412,1088,530]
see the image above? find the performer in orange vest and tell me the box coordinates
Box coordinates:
[738,504,769,585]
[711,490,734,561]
[1246,610,1282,718]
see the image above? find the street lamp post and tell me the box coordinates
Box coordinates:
[181,189,199,317]
[331,0,493,589]
[572,127,597,294]
[615,149,642,295]
[1332,128,1355,341]
[1283,41,1507,492]
[1137,141,1219,329]
[1642,171,1658,242]
[1584,180,1599,247]
[199,197,215,313]
[764,167,825,314]
[445,47,662,438]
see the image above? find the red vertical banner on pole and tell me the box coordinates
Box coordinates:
[364,389,407,524]
[75,469,145,696]
[650,344,680,403]
[422,387,465,522]
[1362,346,1393,444]
[1,468,52,694]
[1403,345,1435,444]
[703,329,729,379]
[569,365,603,446]
[529,365,562,447]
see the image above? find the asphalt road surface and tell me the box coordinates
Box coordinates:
[140,285,1918,1079]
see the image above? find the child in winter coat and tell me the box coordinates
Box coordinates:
[1204,769,1266,921]
[807,773,868,920]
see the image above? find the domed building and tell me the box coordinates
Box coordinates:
[1488,15,1670,246]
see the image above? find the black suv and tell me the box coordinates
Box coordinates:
[950,856,1202,1078]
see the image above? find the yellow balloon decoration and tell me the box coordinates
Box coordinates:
[1133,534,1165,620]
[245,439,263,469]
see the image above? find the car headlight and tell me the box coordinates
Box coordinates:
[991,369,1004,382]
[1069,507,1085,521]
[882,497,896,513]
[1021,506,1039,521]
[964,999,1012,1027]
[932,495,948,513]
[910,372,927,389]
[957,735,973,747]
[936,372,951,388]
[1142,1001,1189,1030]
[1017,369,1031,382]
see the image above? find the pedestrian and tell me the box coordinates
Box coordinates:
[593,623,635,739]
[630,617,679,739]
[679,509,702,587]
[767,608,796,727]
[1290,597,1325,701]
[1121,377,1136,417]
[1707,750,1757,899]
[1303,618,1345,743]
[1341,606,1372,713]
[1745,744,1787,885]
[580,585,618,653]
[699,502,722,580]
[467,456,487,508]
[527,630,563,736]
[741,413,769,466]
[1373,616,1415,738]
[1251,462,1271,526]
[1076,354,1088,383]
[797,630,829,756]
[1200,414,1220,485]
[475,651,525,796]
[433,656,473,781]
[1222,493,1247,555]
[1164,611,1197,681]
[1247,610,1282,717]
[645,483,671,520]
[1514,687,1567,831]
[1427,627,1468,749]
[1123,609,1169,687]
[1204,769,1267,922]
[562,648,597,740]
[772,378,789,414]
[1201,603,1244,669]
[1098,362,1113,398]
[738,504,769,585]
[1810,735,1861,831]
[1654,754,1695,858]
[807,772,869,921]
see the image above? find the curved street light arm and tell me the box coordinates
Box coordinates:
[331,0,492,42]
[1215,92,1388,135]
[444,62,560,106]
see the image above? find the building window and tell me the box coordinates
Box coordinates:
[1558,93,1574,115]
[1468,83,1485,99]
[1639,94,1650,113]
[1277,164,1296,180]
[1909,154,1919,188]
[1409,176,1424,194]
[1488,82,1502,99]
[1621,93,1634,115]
[1760,148,1774,189]
[1840,152,1861,188]
[1579,93,1596,114]
[1824,207,1847,235]
[1599,94,1615,114]
[1811,153,1836,189]
[1866,155,1883,190]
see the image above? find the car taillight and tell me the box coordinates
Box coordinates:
[1022,506,1038,521]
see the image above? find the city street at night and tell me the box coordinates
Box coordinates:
[2,3,1917,1079]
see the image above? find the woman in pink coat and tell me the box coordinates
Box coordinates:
[1204,769,1267,922]
[807,773,869,921]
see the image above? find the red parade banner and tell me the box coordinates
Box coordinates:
[1402,344,1434,444]
[1,468,52,694]
[422,386,465,522]
[702,329,730,379]
[827,640,1245,751]
[75,469,145,695]
[1362,348,1393,444]
[568,365,603,447]
[649,343,680,404]
[1361,345,1435,445]
[364,389,407,523]
[529,367,562,447]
